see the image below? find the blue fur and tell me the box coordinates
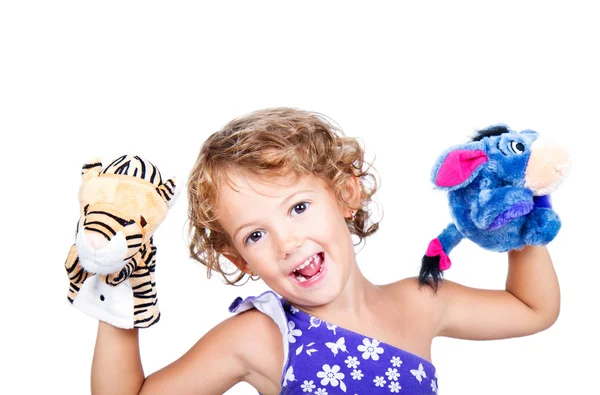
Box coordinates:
[438,224,463,252]
[434,126,561,254]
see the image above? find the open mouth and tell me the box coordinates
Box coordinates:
[290,252,325,283]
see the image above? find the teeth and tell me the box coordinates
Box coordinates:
[293,253,319,272]
[296,273,307,282]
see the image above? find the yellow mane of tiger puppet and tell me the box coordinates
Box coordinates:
[65,154,177,329]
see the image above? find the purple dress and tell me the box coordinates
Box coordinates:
[230,291,439,394]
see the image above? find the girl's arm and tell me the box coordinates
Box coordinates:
[435,245,560,340]
[91,323,144,394]
[91,309,284,395]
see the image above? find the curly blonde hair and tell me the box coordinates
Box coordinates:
[188,107,379,285]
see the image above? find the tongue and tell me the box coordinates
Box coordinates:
[298,254,322,278]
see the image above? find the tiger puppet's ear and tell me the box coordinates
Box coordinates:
[66,154,178,329]
[81,158,103,181]
[156,177,179,208]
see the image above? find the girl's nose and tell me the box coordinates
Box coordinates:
[279,232,304,259]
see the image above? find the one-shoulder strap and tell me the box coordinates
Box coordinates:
[229,290,290,379]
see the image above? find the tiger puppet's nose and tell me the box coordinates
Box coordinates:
[83,231,110,250]
[524,138,571,196]
[76,228,130,275]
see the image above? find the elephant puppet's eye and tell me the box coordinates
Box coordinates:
[509,141,526,154]
[140,216,147,227]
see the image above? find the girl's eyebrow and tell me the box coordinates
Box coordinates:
[233,221,258,240]
[233,189,314,238]
[279,189,313,208]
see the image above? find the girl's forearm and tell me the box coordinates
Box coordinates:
[91,322,145,395]
[505,245,560,329]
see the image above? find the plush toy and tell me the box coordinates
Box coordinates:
[65,155,178,328]
[420,125,570,289]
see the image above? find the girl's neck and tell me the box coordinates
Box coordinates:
[299,262,382,322]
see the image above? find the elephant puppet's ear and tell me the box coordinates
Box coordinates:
[432,142,488,191]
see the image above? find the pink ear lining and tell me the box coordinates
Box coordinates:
[435,150,488,187]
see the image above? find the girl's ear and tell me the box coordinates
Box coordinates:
[222,251,253,274]
[342,176,361,217]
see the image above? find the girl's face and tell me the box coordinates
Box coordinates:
[217,172,357,307]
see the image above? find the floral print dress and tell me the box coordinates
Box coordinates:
[229,291,438,394]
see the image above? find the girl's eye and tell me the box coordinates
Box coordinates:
[291,202,309,216]
[509,141,526,154]
[245,231,264,245]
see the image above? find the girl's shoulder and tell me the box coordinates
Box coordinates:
[382,276,438,301]
[140,297,284,395]
[380,277,444,328]
[227,291,288,391]
[217,304,284,393]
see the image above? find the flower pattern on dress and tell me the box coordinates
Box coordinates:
[373,376,386,387]
[390,356,403,367]
[288,320,303,343]
[350,369,364,380]
[230,293,438,394]
[385,368,400,381]
[357,338,385,361]
[431,378,437,393]
[345,356,360,369]
[301,380,316,392]
[317,364,345,387]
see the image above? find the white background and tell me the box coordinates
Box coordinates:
[1,1,598,394]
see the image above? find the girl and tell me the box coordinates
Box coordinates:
[91,108,560,394]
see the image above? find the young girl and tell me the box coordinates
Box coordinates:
[91,108,560,394]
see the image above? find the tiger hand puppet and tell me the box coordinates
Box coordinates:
[65,155,178,329]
